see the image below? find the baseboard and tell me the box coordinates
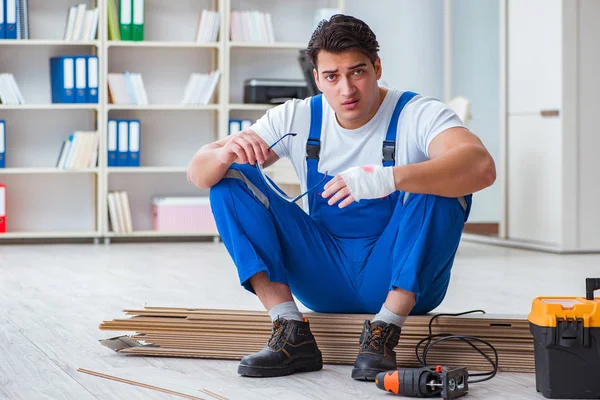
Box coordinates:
[463,222,499,236]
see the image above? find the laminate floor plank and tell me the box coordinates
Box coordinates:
[0,316,97,400]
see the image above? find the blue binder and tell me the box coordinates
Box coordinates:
[0,120,5,168]
[49,57,75,103]
[86,56,99,103]
[117,120,129,167]
[5,0,16,39]
[0,0,6,39]
[107,120,118,167]
[228,119,241,135]
[128,120,140,167]
[74,56,87,103]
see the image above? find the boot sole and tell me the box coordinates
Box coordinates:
[238,354,323,378]
[351,367,384,381]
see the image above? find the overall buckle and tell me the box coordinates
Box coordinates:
[383,140,395,163]
[306,138,321,160]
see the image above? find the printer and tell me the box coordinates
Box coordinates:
[243,78,309,104]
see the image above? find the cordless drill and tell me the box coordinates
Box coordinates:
[375,366,469,399]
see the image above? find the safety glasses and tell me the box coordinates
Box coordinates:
[256,133,328,203]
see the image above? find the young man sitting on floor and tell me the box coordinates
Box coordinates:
[187,14,495,381]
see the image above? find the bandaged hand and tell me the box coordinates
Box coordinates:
[321,165,396,208]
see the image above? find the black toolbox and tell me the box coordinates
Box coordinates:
[528,278,600,398]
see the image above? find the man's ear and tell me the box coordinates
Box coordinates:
[313,68,322,92]
[374,58,382,80]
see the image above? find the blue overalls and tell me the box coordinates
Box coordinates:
[209,92,472,315]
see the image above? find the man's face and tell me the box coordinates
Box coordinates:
[313,50,382,130]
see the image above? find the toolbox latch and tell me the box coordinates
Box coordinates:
[556,317,591,348]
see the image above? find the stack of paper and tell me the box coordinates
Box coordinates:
[56,131,99,169]
[181,70,221,105]
[107,191,133,234]
[63,3,99,41]
[107,73,149,105]
[99,307,535,373]
[230,10,275,43]
[195,10,220,43]
[0,74,25,105]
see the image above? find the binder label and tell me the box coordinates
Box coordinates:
[129,121,140,151]
[64,58,75,89]
[0,122,5,153]
[88,57,99,88]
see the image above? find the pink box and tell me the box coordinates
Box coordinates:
[152,197,218,233]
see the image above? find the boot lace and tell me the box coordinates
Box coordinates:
[267,318,288,348]
[364,324,389,353]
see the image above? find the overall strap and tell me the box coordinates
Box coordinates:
[306,94,323,173]
[383,91,418,167]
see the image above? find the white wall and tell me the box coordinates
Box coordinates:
[451,0,501,223]
[344,0,445,99]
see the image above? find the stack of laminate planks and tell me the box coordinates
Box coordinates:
[99,307,535,373]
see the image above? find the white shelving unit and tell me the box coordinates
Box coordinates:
[0,0,344,241]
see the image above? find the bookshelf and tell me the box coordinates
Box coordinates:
[0,0,344,241]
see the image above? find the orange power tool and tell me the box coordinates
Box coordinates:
[375,366,469,399]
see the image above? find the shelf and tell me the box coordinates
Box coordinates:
[107,167,187,174]
[107,104,220,111]
[0,168,99,174]
[229,103,276,111]
[108,40,220,48]
[0,39,99,47]
[0,231,100,239]
[0,104,99,111]
[228,41,307,50]
[106,230,218,238]
[0,0,345,242]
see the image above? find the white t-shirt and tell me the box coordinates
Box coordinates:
[250,88,464,213]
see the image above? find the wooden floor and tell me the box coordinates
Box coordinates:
[1,240,598,400]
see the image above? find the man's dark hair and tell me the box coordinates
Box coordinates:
[306,14,380,70]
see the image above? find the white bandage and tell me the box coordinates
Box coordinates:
[339,165,396,202]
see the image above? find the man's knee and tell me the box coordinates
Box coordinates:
[401,192,471,222]
[209,164,270,209]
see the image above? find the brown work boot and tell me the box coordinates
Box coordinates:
[237,317,323,377]
[351,320,401,381]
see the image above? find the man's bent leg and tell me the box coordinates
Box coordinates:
[351,193,471,381]
[209,164,350,377]
[210,164,360,313]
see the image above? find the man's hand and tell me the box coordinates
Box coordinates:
[321,165,396,208]
[218,130,271,166]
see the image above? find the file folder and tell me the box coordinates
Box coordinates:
[117,120,129,166]
[0,184,5,233]
[229,119,241,135]
[107,120,117,167]
[86,56,99,103]
[75,56,87,103]
[0,120,5,168]
[50,57,75,103]
[5,0,16,39]
[0,0,5,39]
[132,0,144,41]
[128,120,140,167]
[241,119,252,130]
[119,0,132,40]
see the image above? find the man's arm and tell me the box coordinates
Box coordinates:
[322,127,496,208]
[186,129,279,189]
[392,127,496,197]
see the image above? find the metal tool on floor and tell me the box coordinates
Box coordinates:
[375,366,469,399]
